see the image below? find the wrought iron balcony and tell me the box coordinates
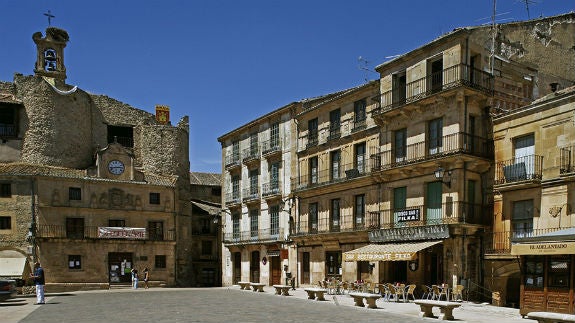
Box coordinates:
[484,227,575,254]
[262,180,282,197]
[223,227,284,244]
[560,145,575,174]
[225,191,241,206]
[292,201,487,237]
[351,118,367,133]
[293,212,380,237]
[242,186,259,202]
[327,126,341,141]
[261,138,281,156]
[372,64,494,117]
[494,154,543,185]
[242,146,260,163]
[36,225,175,241]
[370,132,493,172]
[292,161,371,192]
[306,132,319,149]
[225,153,240,168]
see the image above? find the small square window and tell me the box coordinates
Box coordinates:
[155,255,166,269]
[0,183,11,198]
[68,255,81,269]
[149,192,160,205]
[0,216,11,230]
[69,187,82,201]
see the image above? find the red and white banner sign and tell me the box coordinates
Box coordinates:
[98,227,146,239]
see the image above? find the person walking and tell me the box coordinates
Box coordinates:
[143,267,150,289]
[131,268,139,289]
[30,262,45,304]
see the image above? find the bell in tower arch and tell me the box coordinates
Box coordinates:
[33,27,69,80]
[44,49,57,71]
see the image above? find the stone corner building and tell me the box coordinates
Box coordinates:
[0,26,194,291]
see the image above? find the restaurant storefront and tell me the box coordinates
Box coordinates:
[511,229,575,315]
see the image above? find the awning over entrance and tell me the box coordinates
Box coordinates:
[511,228,575,256]
[0,257,28,278]
[343,240,442,262]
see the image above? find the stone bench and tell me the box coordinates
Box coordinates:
[250,282,265,292]
[348,292,381,309]
[414,300,462,320]
[237,281,251,290]
[527,312,575,323]
[272,285,292,296]
[303,288,328,301]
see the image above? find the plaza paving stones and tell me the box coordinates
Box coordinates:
[1,286,536,323]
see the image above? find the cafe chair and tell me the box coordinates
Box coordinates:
[420,285,432,299]
[452,284,464,301]
[405,284,416,302]
[432,284,448,301]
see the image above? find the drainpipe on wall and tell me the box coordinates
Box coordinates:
[29,178,37,264]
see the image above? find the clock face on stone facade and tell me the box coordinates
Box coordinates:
[108,160,125,175]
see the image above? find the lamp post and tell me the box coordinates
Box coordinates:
[434,167,452,188]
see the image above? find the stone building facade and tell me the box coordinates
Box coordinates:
[0,26,193,290]
[486,86,575,313]
[189,172,222,287]
[217,13,575,309]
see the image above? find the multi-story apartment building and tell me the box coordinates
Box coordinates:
[218,103,298,286]
[189,172,222,287]
[0,27,193,290]
[487,85,575,314]
[364,13,574,300]
[291,81,381,284]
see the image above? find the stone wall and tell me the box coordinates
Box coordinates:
[14,75,95,169]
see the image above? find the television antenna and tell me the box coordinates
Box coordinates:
[357,56,377,83]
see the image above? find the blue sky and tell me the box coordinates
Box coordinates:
[1,1,573,173]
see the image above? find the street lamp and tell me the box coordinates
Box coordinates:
[434,167,452,188]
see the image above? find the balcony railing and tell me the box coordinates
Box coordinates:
[293,201,488,237]
[372,64,493,116]
[560,145,575,174]
[242,186,259,202]
[292,161,372,191]
[293,212,380,236]
[225,191,241,206]
[262,180,282,197]
[261,138,281,156]
[225,153,240,168]
[242,146,260,162]
[223,227,284,244]
[36,225,175,241]
[494,154,543,185]
[485,227,575,254]
[351,118,366,133]
[370,132,493,171]
[327,126,341,141]
[306,132,319,149]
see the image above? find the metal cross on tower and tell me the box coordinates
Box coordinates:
[44,10,55,26]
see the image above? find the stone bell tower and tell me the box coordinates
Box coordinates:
[33,27,69,81]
